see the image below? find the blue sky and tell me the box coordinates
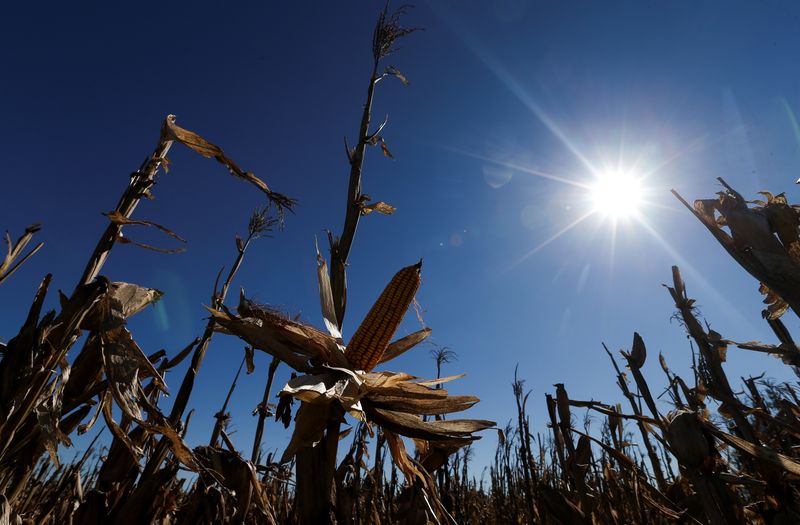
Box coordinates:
[3,0,800,470]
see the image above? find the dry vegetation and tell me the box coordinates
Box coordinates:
[3,4,800,524]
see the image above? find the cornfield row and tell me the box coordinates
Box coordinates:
[3,4,800,524]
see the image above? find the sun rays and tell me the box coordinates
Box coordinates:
[589,169,644,219]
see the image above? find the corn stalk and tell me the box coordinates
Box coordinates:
[294,5,418,523]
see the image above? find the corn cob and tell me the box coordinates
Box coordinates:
[346,261,422,371]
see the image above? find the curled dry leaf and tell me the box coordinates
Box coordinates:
[161,115,297,215]
[628,332,647,369]
[555,383,571,427]
[0,223,43,285]
[100,391,143,459]
[105,212,186,242]
[244,346,255,374]
[36,405,63,468]
[360,201,397,216]
[760,282,790,320]
[77,394,105,435]
[280,368,364,409]
[384,429,425,484]
[106,211,187,254]
[384,65,409,85]
[82,281,162,331]
[379,140,394,159]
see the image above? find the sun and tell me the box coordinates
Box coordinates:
[589,170,643,219]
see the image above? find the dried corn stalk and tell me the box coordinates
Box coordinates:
[674,179,800,318]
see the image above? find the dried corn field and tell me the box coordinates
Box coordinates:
[4,3,800,525]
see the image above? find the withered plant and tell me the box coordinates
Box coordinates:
[208,4,494,523]
[6,4,800,525]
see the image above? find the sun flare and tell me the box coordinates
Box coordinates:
[590,170,643,219]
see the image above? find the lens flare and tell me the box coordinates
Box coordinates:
[590,170,643,218]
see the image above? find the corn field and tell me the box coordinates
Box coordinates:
[3,4,800,525]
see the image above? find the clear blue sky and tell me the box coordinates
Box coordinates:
[3,0,800,470]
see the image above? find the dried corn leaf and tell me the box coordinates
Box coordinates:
[736,340,800,367]
[572,427,635,470]
[676,184,800,316]
[164,337,201,370]
[82,282,162,331]
[366,394,478,416]
[555,383,571,427]
[384,66,409,85]
[705,423,800,477]
[77,397,104,435]
[412,374,464,388]
[416,438,466,472]
[380,328,432,364]
[109,282,163,318]
[237,297,343,360]
[572,434,592,469]
[364,377,448,400]
[628,332,646,369]
[568,399,660,425]
[116,235,186,254]
[280,402,330,463]
[315,239,341,339]
[0,223,43,285]
[161,115,296,213]
[100,335,143,421]
[162,116,255,181]
[60,405,90,438]
[360,201,396,216]
[247,463,278,525]
[367,406,493,441]
[539,485,585,523]
[206,306,316,372]
[639,489,684,521]
[360,370,417,389]
[716,471,767,486]
[244,345,255,374]
[762,192,800,261]
[100,392,142,459]
[379,140,394,159]
[658,352,670,374]
[133,393,206,474]
[338,426,353,441]
[384,429,425,484]
[759,282,790,319]
[105,212,186,243]
[427,417,495,435]
[104,325,166,391]
[0,495,21,525]
[36,405,63,468]
[280,368,363,407]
